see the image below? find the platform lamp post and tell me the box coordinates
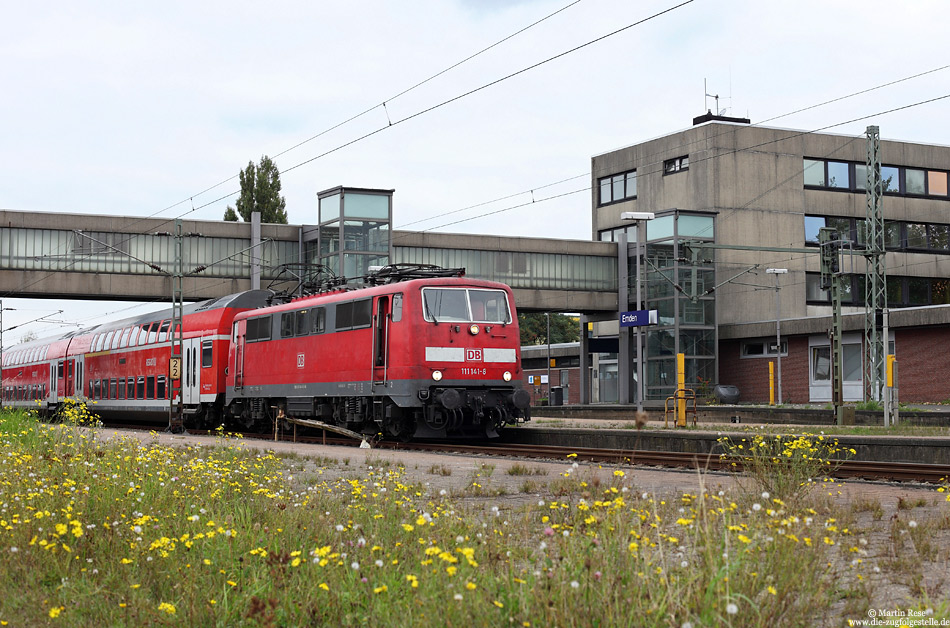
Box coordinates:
[766,268,788,405]
[621,212,655,413]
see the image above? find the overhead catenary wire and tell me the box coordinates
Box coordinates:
[0,0,590,305]
[394,93,950,237]
[141,0,587,222]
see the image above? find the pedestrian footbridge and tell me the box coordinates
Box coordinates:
[0,209,618,313]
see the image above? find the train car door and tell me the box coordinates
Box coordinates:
[50,360,59,403]
[182,338,201,405]
[372,296,391,386]
[62,358,76,398]
[74,356,83,399]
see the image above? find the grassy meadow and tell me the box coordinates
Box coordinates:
[0,405,948,627]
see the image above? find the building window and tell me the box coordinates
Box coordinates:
[804,158,950,197]
[805,215,950,254]
[597,169,636,205]
[740,339,787,358]
[663,156,689,175]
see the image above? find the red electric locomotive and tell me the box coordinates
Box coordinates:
[225,270,531,439]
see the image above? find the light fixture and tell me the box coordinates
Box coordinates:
[469,324,479,335]
[432,370,443,381]
[503,371,512,382]
[620,212,655,221]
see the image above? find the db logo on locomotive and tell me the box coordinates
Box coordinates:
[465,349,483,362]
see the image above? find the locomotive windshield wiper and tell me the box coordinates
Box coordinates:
[423,294,439,324]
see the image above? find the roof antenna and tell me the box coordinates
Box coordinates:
[704,78,720,115]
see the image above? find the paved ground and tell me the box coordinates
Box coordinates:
[104,427,941,509]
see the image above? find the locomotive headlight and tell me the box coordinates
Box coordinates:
[432,370,443,381]
[469,324,479,335]
[503,371,512,382]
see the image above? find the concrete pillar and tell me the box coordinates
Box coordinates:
[251,212,261,290]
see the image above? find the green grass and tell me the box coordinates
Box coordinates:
[0,407,947,626]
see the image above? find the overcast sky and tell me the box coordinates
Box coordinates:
[2,0,949,343]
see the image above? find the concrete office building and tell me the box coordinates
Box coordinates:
[589,114,950,405]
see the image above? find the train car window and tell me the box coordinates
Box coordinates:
[336,299,372,331]
[469,289,512,324]
[335,303,349,330]
[280,313,295,338]
[112,330,122,350]
[294,310,309,336]
[392,293,403,322]
[310,307,326,334]
[201,340,213,368]
[58,361,64,378]
[126,378,134,399]
[157,376,166,399]
[146,376,155,399]
[246,316,272,342]
[137,324,149,346]
[93,379,101,399]
[147,322,159,344]
[353,299,371,328]
[158,320,170,342]
[137,377,145,399]
[110,379,117,399]
[119,328,131,348]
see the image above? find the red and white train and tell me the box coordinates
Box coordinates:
[1,269,531,439]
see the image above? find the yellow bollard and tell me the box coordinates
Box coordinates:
[676,353,686,427]
[769,361,775,406]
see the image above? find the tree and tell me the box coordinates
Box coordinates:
[518,313,580,346]
[223,155,288,224]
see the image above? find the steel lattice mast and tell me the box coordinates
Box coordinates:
[864,126,887,402]
[169,218,184,432]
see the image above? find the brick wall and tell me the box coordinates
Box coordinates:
[723,329,950,404]
[523,367,581,405]
[719,337,811,404]
[892,327,950,403]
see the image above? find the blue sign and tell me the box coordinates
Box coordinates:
[620,309,656,327]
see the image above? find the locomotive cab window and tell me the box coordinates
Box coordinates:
[422,288,511,324]
[469,289,512,323]
[392,293,403,322]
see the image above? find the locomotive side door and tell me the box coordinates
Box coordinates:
[372,296,391,386]
[233,322,245,389]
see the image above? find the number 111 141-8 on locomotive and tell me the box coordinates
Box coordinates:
[225,275,531,439]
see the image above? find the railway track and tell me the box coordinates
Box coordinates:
[107,423,950,485]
